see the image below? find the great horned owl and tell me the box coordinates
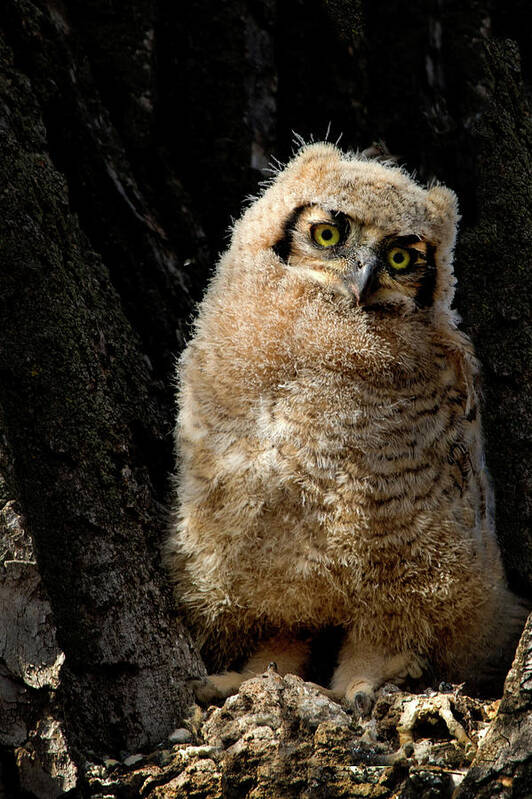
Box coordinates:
[168,143,525,708]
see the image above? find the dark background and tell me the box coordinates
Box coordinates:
[0,0,530,780]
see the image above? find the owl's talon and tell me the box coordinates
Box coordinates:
[352,690,374,718]
[408,656,428,680]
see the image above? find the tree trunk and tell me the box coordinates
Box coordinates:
[0,0,206,778]
[456,613,532,798]
[0,0,530,796]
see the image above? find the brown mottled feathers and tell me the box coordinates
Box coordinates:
[167,143,526,705]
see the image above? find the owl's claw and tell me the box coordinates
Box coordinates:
[188,670,247,705]
[353,689,375,718]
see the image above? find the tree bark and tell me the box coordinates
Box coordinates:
[456,614,532,798]
[0,7,204,764]
[0,0,530,796]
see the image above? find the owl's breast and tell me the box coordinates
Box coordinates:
[253,351,476,546]
[177,324,487,630]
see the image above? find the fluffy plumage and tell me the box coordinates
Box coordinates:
[168,143,525,705]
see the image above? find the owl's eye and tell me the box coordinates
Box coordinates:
[387,247,411,270]
[311,223,341,248]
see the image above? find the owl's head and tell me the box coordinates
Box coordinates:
[231,142,459,317]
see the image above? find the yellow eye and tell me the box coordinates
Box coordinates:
[387,247,411,270]
[311,223,341,247]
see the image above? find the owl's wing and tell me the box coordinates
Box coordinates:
[445,330,495,544]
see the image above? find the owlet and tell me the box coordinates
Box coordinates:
[167,143,526,709]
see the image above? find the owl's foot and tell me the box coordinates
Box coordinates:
[353,690,375,718]
[331,645,427,716]
[344,679,376,718]
[353,692,374,718]
[190,670,247,705]
[191,635,312,706]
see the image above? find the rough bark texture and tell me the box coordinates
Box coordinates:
[456,614,532,798]
[0,0,530,796]
[0,0,205,774]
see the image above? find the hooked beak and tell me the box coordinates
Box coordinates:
[344,255,378,306]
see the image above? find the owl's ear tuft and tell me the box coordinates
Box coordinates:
[426,185,459,229]
[426,185,460,259]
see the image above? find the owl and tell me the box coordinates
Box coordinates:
[167,142,526,711]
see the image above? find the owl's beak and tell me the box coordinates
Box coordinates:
[344,255,378,306]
